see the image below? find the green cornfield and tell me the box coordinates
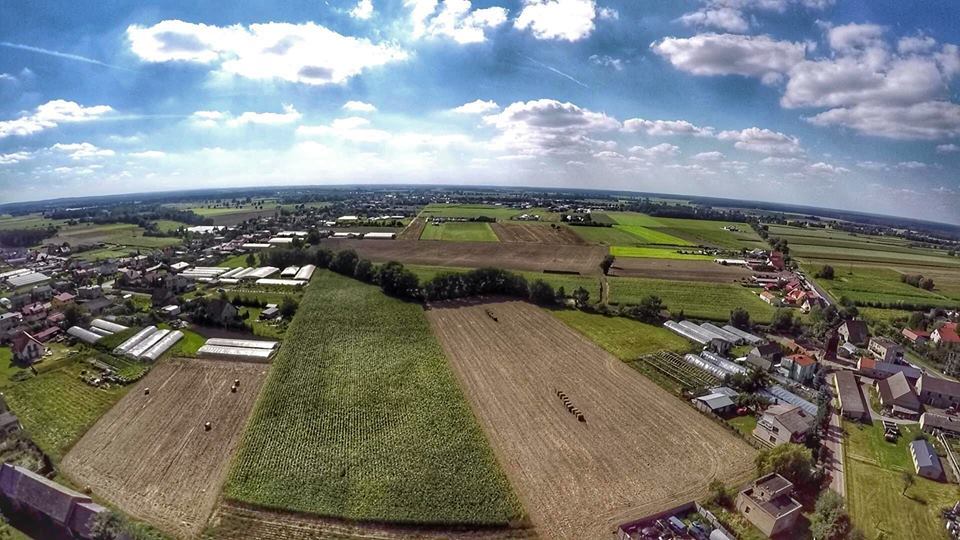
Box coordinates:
[224,270,522,525]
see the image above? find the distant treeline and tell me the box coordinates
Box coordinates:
[51,204,212,228]
[615,199,752,223]
[0,227,58,248]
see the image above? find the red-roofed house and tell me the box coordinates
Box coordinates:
[933,323,960,346]
[782,354,817,383]
[902,328,931,346]
[51,292,75,309]
[10,332,44,364]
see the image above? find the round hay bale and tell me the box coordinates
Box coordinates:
[204,422,212,431]
[144,388,150,395]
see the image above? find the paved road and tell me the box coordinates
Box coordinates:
[823,410,846,497]
[800,273,834,307]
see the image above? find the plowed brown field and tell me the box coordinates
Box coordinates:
[608,258,752,282]
[491,223,586,245]
[61,359,269,539]
[426,300,755,539]
[320,238,606,275]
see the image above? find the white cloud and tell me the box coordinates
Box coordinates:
[808,161,849,175]
[936,143,959,153]
[760,156,806,167]
[825,22,885,53]
[297,116,392,143]
[598,6,618,20]
[692,151,725,161]
[51,142,115,159]
[651,33,806,84]
[190,105,302,128]
[628,143,680,159]
[717,127,802,154]
[0,151,32,165]
[483,99,619,156]
[451,99,500,114]
[515,0,598,42]
[350,0,374,20]
[622,118,715,137]
[678,8,750,33]
[895,160,928,170]
[0,100,113,138]
[406,0,508,44]
[898,35,937,55]
[806,101,960,140]
[589,54,623,70]
[127,20,407,85]
[129,150,167,158]
[343,100,378,113]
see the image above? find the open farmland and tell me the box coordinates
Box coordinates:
[567,225,649,246]
[550,310,690,358]
[47,223,182,249]
[224,271,521,526]
[0,213,64,230]
[420,221,499,242]
[427,300,755,539]
[608,258,753,282]
[320,238,607,275]
[608,276,777,323]
[610,246,714,260]
[61,358,267,538]
[5,358,128,460]
[397,217,426,240]
[421,203,560,222]
[491,222,586,245]
[655,218,764,249]
[405,264,602,299]
[802,264,959,308]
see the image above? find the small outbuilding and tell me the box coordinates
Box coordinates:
[909,439,943,480]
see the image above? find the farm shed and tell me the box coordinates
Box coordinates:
[876,372,921,416]
[255,278,306,287]
[113,326,157,355]
[88,326,113,337]
[722,325,763,344]
[7,272,51,289]
[90,318,128,334]
[693,392,736,416]
[268,237,294,245]
[833,371,869,421]
[260,306,279,319]
[280,266,300,277]
[220,267,247,279]
[700,323,744,344]
[364,232,397,239]
[67,326,102,344]
[680,321,730,344]
[197,344,275,361]
[921,412,960,436]
[245,266,280,280]
[760,385,818,416]
[909,439,943,480]
[0,463,105,539]
[205,338,278,349]
[294,264,316,281]
[140,331,183,361]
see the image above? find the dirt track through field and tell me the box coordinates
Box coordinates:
[608,258,752,282]
[61,358,269,539]
[491,223,586,245]
[426,300,756,539]
[321,239,606,275]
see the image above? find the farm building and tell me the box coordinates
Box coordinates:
[722,325,763,344]
[909,439,943,480]
[780,354,817,384]
[364,232,397,239]
[7,272,51,289]
[746,342,782,372]
[0,463,105,539]
[205,338,278,349]
[902,328,931,346]
[760,385,818,415]
[67,326,103,344]
[759,291,781,306]
[735,474,802,537]
[833,371,869,422]
[692,392,736,416]
[10,331,44,364]
[920,412,960,436]
[260,306,279,319]
[857,357,922,383]
[876,372,921,417]
[0,411,21,436]
[197,338,278,361]
[139,331,183,361]
[90,318,128,334]
[268,237,294,245]
[838,320,869,346]
[868,336,904,363]
[170,261,192,272]
[255,278,307,287]
[294,264,316,281]
[241,243,272,249]
[933,323,960,346]
[753,404,814,447]
[280,266,300,277]
[113,326,157,355]
[916,375,960,409]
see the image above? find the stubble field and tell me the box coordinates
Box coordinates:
[426,299,756,539]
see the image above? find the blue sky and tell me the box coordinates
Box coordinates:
[1,0,959,224]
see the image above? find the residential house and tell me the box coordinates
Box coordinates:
[902,328,931,346]
[759,291,781,307]
[51,292,76,309]
[0,312,23,341]
[933,322,960,346]
[868,336,904,363]
[920,412,960,436]
[79,297,112,316]
[735,474,803,537]
[33,326,61,343]
[204,298,239,325]
[753,404,814,447]
[746,342,782,372]
[20,302,47,324]
[10,331,44,364]
[30,284,53,302]
[838,320,869,346]
[909,439,943,480]
[77,285,103,300]
[0,463,106,539]
[876,372,922,417]
[833,371,869,422]
[857,357,922,384]
[916,375,960,409]
[781,354,817,384]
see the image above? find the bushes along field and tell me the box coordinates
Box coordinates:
[225,271,521,525]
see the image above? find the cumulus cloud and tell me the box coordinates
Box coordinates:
[0,151,32,165]
[343,100,377,113]
[350,0,374,20]
[51,142,115,159]
[808,161,849,175]
[515,0,598,42]
[126,20,407,85]
[628,143,680,159]
[129,150,167,158]
[482,99,619,156]
[678,8,750,33]
[589,54,624,70]
[936,143,959,153]
[622,118,715,137]
[0,100,113,138]
[297,116,392,143]
[190,105,301,128]
[651,33,806,84]
[692,151,725,161]
[717,127,802,154]
[805,101,960,140]
[451,99,500,114]
[825,22,885,53]
[406,0,508,44]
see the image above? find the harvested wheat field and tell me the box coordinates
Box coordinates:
[491,222,586,245]
[608,257,752,282]
[321,238,606,275]
[397,217,426,240]
[426,300,755,539]
[60,358,269,538]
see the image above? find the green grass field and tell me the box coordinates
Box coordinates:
[653,218,764,249]
[612,225,694,246]
[421,203,559,222]
[726,415,758,438]
[419,222,499,242]
[220,253,254,268]
[152,219,189,233]
[0,213,64,231]
[568,226,643,246]
[404,264,601,300]
[550,310,690,359]
[605,212,666,228]
[49,223,182,251]
[793,243,960,268]
[844,420,958,540]
[5,359,128,460]
[610,246,714,260]
[225,271,521,524]
[803,264,958,308]
[608,276,777,323]
[163,328,206,358]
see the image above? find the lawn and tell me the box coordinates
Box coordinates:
[605,212,666,228]
[5,358,128,460]
[221,253,254,268]
[419,222,499,242]
[726,415,757,438]
[653,218,764,250]
[0,347,29,388]
[50,222,183,250]
[793,243,960,268]
[74,247,137,261]
[844,420,958,540]
[163,328,206,358]
[608,276,777,323]
[224,271,521,525]
[550,310,691,359]
[610,246,714,260]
